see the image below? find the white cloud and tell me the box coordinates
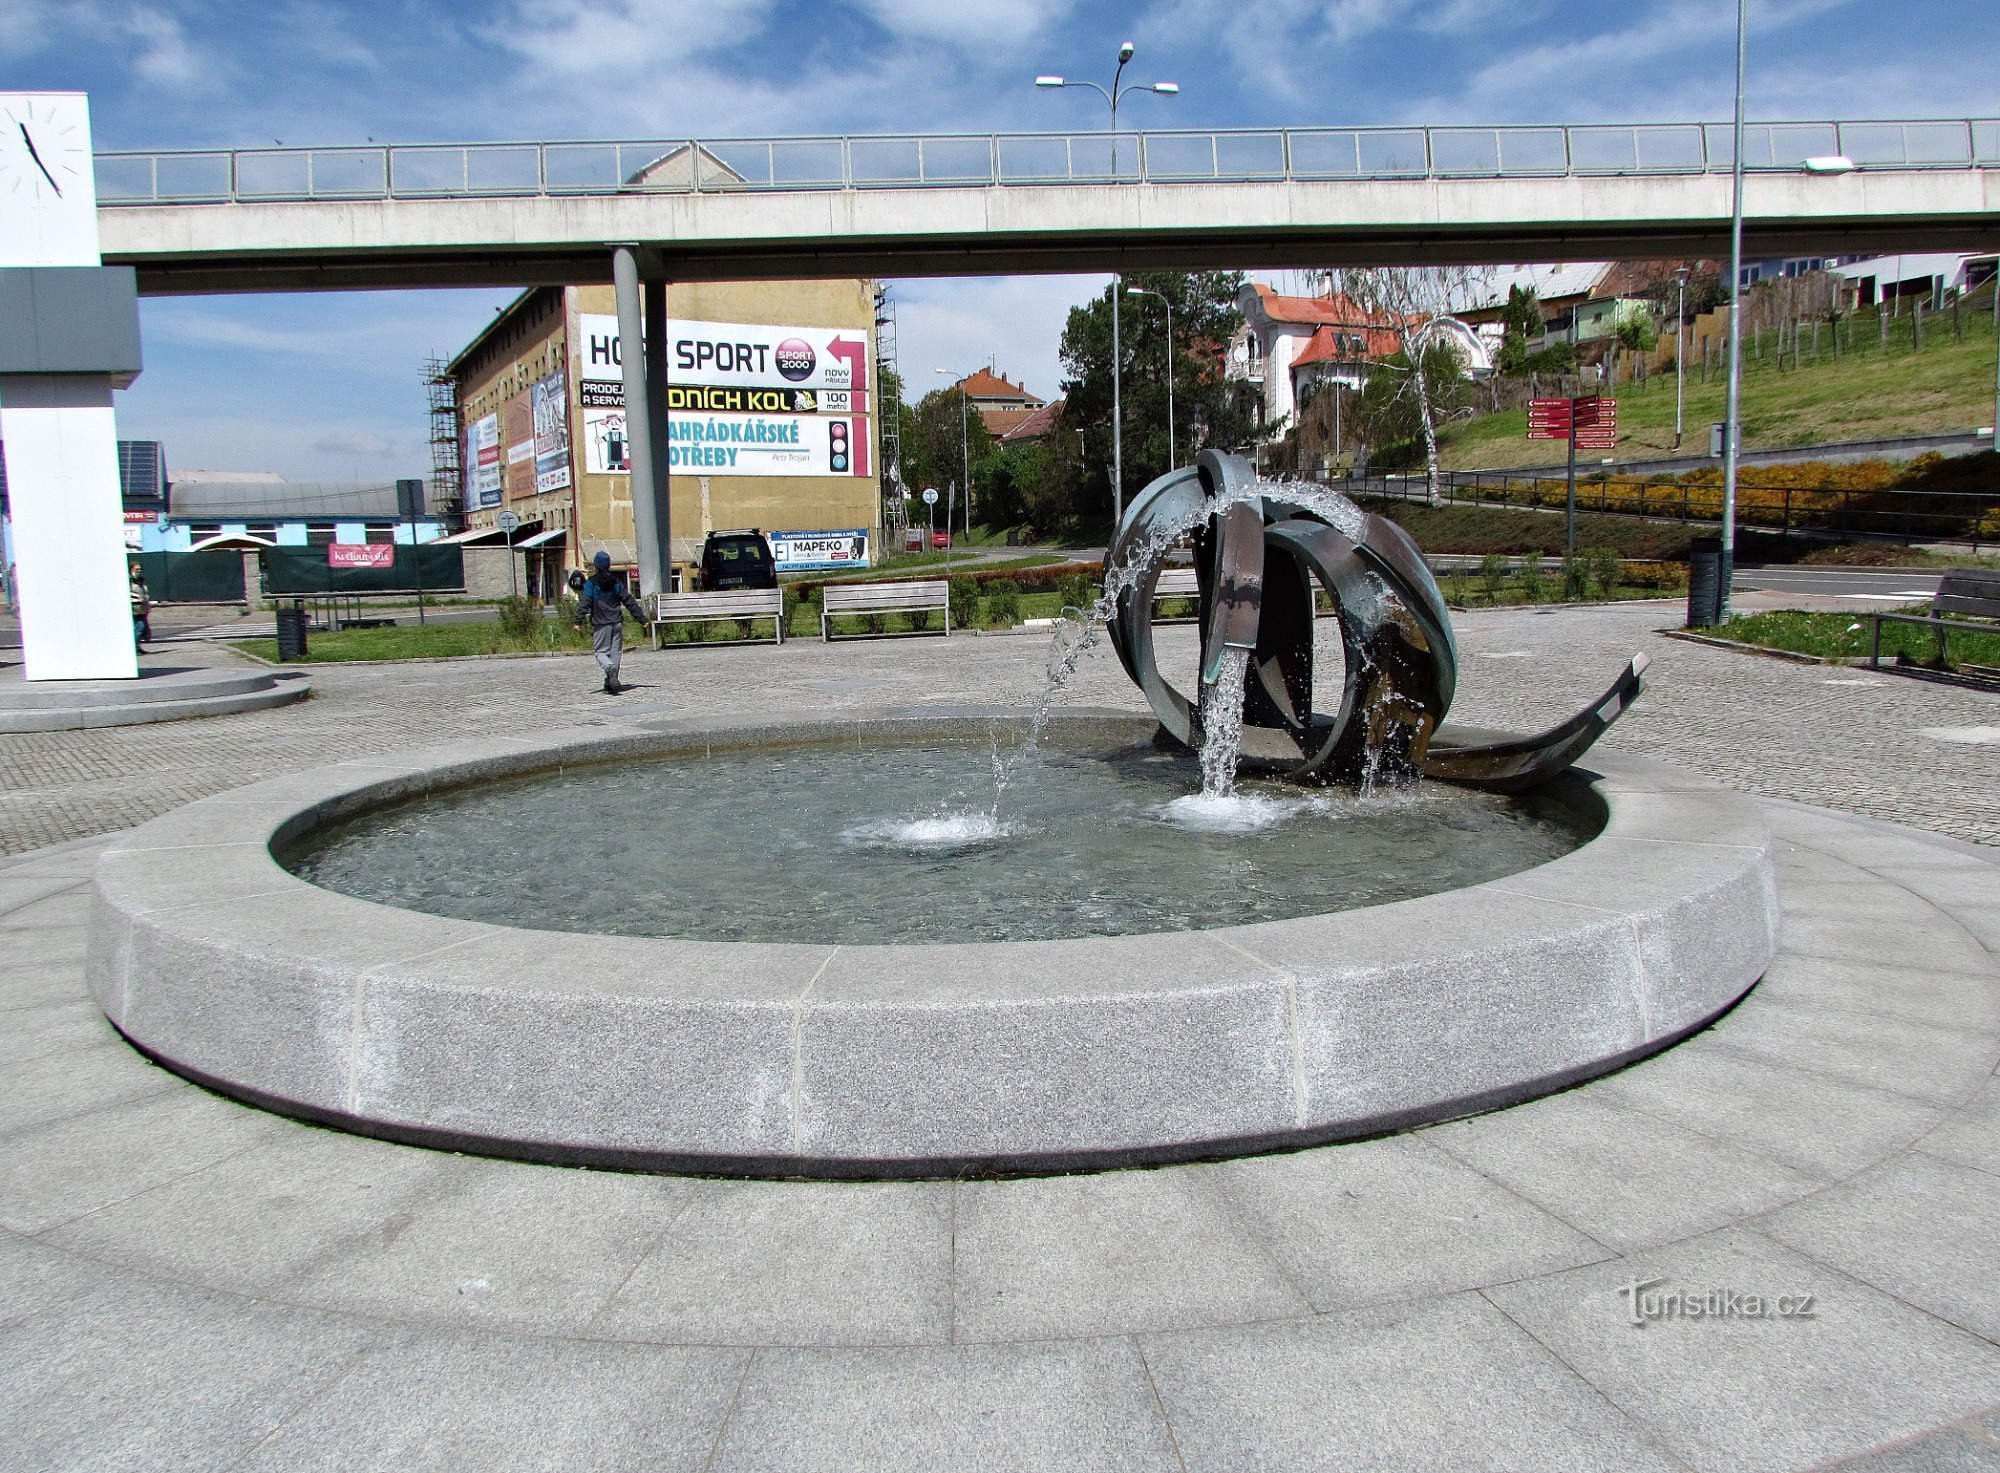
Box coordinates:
[482,0,775,79]
[850,0,1076,51]
[311,429,396,457]
[125,7,204,86]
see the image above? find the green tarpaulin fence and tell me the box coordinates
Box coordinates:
[259,544,464,596]
[133,550,245,604]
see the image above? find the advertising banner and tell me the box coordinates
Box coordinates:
[582,408,630,475]
[665,413,869,478]
[578,314,869,396]
[470,412,503,507]
[503,391,535,501]
[581,380,866,416]
[327,543,396,569]
[531,370,571,494]
[771,529,870,572]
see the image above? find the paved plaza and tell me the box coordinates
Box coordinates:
[2,602,1998,1470]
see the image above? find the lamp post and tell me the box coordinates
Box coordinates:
[1673,266,1690,449]
[1125,286,1176,467]
[1036,42,1178,527]
[936,368,975,553]
[1718,0,1749,623]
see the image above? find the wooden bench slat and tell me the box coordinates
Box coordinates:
[821,578,950,640]
[651,587,783,647]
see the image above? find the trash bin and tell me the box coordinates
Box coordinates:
[1686,536,1723,629]
[275,600,309,661]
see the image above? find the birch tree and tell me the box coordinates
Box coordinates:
[1326,266,1479,505]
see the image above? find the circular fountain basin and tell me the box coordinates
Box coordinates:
[86,709,1779,1177]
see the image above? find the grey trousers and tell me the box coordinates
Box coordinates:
[591,623,623,682]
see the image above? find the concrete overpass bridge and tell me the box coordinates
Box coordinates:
[94,118,1999,294]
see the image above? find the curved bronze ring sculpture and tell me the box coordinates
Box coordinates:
[1105,450,1647,791]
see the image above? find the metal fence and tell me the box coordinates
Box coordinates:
[1354,470,1998,552]
[94,118,2000,206]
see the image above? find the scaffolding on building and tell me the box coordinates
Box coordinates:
[873,284,906,538]
[423,357,465,532]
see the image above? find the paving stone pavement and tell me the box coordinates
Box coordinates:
[1,604,1998,1470]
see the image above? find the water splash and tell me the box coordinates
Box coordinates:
[839,812,1011,851]
[1155,790,1300,834]
[1198,644,1251,798]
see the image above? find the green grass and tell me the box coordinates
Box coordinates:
[235,617,613,662]
[1437,301,2000,471]
[782,551,1064,583]
[1698,608,2000,667]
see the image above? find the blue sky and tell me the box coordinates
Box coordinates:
[5,0,1994,480]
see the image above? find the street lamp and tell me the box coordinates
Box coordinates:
[1718,0,1749,623]
[1126,286,1176,466]
[936,368,975,553]
[1673,266,1690,449]
[1036,41,1179,526]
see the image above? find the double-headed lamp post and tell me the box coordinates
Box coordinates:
[935,368,975,546]
[1036,42,1178,526]
[1126,286,1175,466]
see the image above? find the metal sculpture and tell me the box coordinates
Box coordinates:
[1105,450,1646,791]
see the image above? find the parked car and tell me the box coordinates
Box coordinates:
[698,529,777,591]
[931,530,952,550]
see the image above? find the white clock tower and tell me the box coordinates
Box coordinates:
[0,91,144,681]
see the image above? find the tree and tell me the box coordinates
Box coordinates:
[1611,299,1658,353]
[1327,265,1479,503]
[1058,270,1267,524]
[1497,284,1543,373]
[1351,342,1471,472]
[903,386,994,518]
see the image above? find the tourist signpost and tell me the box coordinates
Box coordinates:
[1528,394,1618,559]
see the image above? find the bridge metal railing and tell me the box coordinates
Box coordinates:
[93,118,2000,206]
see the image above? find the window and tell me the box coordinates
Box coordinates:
[189,522,222,539]
[305,523,336,548]
[364,525,395,545]
[245,523,276,540]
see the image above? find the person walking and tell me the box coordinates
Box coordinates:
[129,563,152,654]
[573,551,646,694]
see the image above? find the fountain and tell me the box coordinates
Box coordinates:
[86,455,1777,1177]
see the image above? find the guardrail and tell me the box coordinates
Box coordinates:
[94,118,2000,206]
[1353,471,1998,552]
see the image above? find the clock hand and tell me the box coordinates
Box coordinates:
[18,124,61,197]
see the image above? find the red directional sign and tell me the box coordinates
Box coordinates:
[1527,397,1572,440]
[1529,395,1617,445]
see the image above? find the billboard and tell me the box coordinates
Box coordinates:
[469,412,502,507]
[531,370,571,494]
[502,391,535,501]
[771,529,870,572]
[665,413,869,478]
[578,314,869,396]
[583,408,629,475]
[327,543,396,569]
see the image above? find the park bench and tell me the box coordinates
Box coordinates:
[821,579,950,640]
[651,587,784,647]
[1868,568,2000,677]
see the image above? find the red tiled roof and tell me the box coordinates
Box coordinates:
[1250,282,1403,331]
[998,399,1065,443]
[1286,322,1402,367]
[980,406,1041,438]
[955,368,1041,404]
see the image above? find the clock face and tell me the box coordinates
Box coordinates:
[0,92,100,267]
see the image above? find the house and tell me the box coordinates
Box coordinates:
[945,369,1047,439]
[1227,283,1407,430]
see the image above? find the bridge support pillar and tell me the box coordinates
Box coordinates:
[612,246,673,597]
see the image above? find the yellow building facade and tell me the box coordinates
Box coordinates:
[446,278,881,595]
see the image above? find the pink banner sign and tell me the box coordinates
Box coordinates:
[327,543,396,569]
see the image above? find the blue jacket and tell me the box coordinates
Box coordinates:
[576,572,645,629]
